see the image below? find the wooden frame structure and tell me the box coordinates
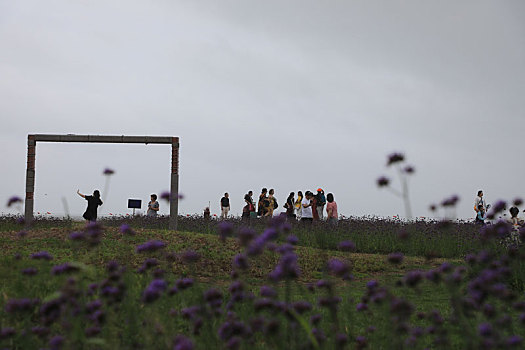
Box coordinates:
[25,134,180,230]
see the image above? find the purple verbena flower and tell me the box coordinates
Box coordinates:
[376,176,390,187]
[327,258,350,278]
[175,278,194,290]
[181,250,200,263]
[260,286,277,298]
[51,263,79,275]
[173,335,194,350]
[233,254,249,270]
[21,267,38,276]
[218,221,234,241]
[136,240,166,253]
[286,235,299,245]
[119,224,136,236]
[292,301,312,314]
[49,335,64,350]
[7,196,23,207]
[403,270,423,287]
[338,240,356,251]
[387,152,405,166]
[0,327,16,339]
[403,165,415,174]
[142,279,167,303]
[478,322,493,337]
[387,252,404,264]
[237,227,256,246]
[69,231,85,240]
[30,251,53,260]
[441,195,460,207]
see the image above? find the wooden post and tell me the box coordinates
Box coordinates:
[24,135,36,225]
[169,137,180,230]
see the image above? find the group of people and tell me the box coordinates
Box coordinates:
[236,188,338,224]
[474,190,523,228]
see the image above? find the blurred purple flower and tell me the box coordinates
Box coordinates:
[218,221,234,241]
[376,176,390,187]
[233,254,249,270]
[49,335,64,350]
[103,168,115,175]
[478,322,493,337]
[387,252,404,264]
[21,267,38,276]
[0,327,16,339]
[237,227,256,246]
[30,251,53,260]
[31,326,50,337]
[120,224,136,236]
[292,301,312,314]
[175,278,194,290]
[387,152,405,166]
[7,196,23,207]
[441,195,460,207]
[338,240,356,252]
[173,335,194,350]
[136,240,166,253]
[506,335,523,347]
[260,286,277,298]
[142,279,167,303]
[404,165,415,174]
[4,298,40,313]
[51,263,79,275]
[181,250,201,263]
[69,231,85,240]
[161,191,185,202]
[356,303,368,311]
[403,270,423,287]
[327,258,350,278]
[286,234,299,245]
[513,198,523,207]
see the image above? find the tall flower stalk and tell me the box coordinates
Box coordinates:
[377,152,414,220]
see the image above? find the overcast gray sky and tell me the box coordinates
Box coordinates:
[1,0,524,220]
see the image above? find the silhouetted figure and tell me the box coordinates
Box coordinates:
[77,189,103,222]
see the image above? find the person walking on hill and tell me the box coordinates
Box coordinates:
[258,188,268,217]
[147,194,159,217]
[242,191,255,219]
[285,192,295,218]
[316,188,326,219]
[266,189,278,216]
[220,193,230,219]
[326,193,338,226]
[77,189,103,222]
[301,191,314,223]
[295,191,303,220]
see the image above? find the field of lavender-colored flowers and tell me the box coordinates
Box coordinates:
[1,211,525,349]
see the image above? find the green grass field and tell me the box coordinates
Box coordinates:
[1,219,523,349]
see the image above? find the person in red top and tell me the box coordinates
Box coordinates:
[326,193,338,226]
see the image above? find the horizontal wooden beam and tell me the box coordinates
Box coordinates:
[31,134,176,145]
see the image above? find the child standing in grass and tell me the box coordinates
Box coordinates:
[475,204,487,225]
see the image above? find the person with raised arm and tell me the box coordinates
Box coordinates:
[77,189,103,222]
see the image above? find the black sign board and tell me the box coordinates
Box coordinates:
[128,199,142,209]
